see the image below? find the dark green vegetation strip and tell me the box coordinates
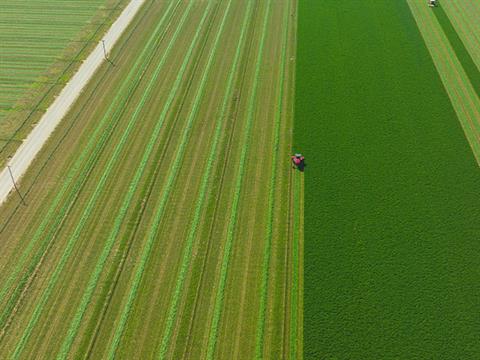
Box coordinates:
[296,0,480,358]
[434,6,480,96]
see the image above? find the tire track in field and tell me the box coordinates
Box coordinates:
[205,1,272,358]
[0,0,154,236]
[0,0,180,327]
[157,1,253,357]
[105,2,217,358]
[179,2,260,358]
[10,2,189,357]
[254,0,290,356]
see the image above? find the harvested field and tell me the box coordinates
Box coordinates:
[0,0,299,358]
[297,0,480,358]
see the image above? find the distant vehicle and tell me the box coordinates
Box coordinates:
[428,0,437,7]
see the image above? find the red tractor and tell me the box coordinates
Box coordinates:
[291,153,305,171]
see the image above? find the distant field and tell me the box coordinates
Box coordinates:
[0,0,299,358]
[0,0,126,165]
[297,0,480,358]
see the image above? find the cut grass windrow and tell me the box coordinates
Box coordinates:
[52,2,199,358]
[106,2,216,358]
[254,0,290,356]
[205,1,272,358]
[0,0,181,334]
[156,1,252,357]
[9,2,187,356]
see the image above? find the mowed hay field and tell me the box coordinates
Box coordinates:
[297,0,480,358]
[0,0,300,359]
[0,0,127,166]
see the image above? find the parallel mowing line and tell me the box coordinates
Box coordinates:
[205,1,272,358]
[407,2,480,161]
[56,1,201,357]
[443,3,480,70]
[106,2,216,358]
[0,0,179,323]
[424,8,480,148]
[290,171,301,360]
[254,0,290,357]
[10,2,187,357]
[157,0,253,358]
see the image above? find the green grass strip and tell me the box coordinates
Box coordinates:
[10,2,184,356]
[52,3,197,359]
[290,173,301,360]
[434,7,480,96]
[106,2,216,358]
[204,1,272,358]
[0,0,177,330]
[156,1,253,358]
[254,0,290,357]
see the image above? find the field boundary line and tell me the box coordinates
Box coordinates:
[156,1,253,357]
[0,0,147,205]
[254,0,291,356]
[0,0,179,334]
[205,1,272,358]
[105,2,217,358]
[9,2,187,356]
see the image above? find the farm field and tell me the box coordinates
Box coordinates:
[0,0,299,359]
[0,0,127,166]
[297,0,480,358]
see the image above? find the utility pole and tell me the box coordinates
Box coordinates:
[102,40,115,66]
[7,165,26,206]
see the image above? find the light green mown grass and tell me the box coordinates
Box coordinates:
[442,0,480,71]
[0,1,296,358]
[0,1,178,337]
[407,0,480,162]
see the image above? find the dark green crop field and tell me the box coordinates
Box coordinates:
[296,0,480,358]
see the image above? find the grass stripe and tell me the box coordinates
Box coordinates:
[0,0,178,332]
[105,2,216,358]
[205,1,272,358]
[52,2,198,358]
[254,0,290,357]
[0,0,178,321]
[434,7,480,95]
[8,2,184,355]
[156,1,254,358]
[407,1,480,161]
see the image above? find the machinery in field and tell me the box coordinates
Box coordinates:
[291,153,305,171]
[428,0,437,7]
